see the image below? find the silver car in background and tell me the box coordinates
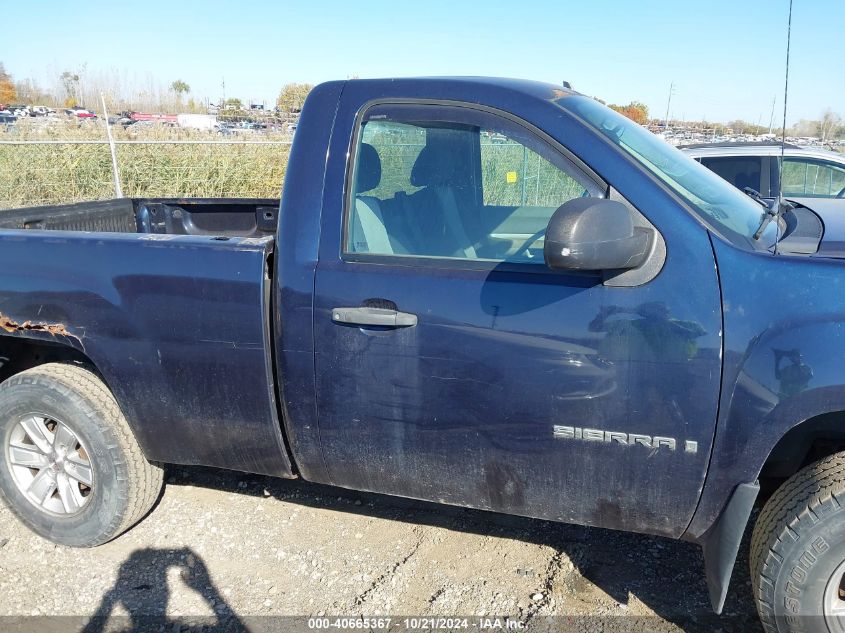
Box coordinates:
[681,142,845,199]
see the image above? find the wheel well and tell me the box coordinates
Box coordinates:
[759,411,845,498]
[0,336,96,385]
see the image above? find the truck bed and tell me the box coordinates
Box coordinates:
[0,220,293,477]
[0,197,280,237]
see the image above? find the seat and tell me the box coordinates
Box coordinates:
[399,144,478,259]
[349,143,408,255]
[733,170,759,192]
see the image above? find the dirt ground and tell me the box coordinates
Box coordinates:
[0,465,762,632]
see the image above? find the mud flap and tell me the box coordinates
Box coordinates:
[700,481,760,613]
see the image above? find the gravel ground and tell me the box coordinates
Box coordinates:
[0,466,762,632]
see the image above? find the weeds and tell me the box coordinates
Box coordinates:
[0,122,290,209]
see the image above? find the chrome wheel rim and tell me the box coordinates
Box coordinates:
[825,559,845,631]
[6,414,93,516]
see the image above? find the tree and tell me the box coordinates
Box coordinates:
[14,77,53,105]
[60,70,81,107]
[628,101,649,121]
[224,97,243,110]
[608,101,649,125]
[819,108,842,142]
[726,119,769,136]
[276,83,313,113]
[790,119,814,137]
[0,63,17,104]
[170,80,190,99]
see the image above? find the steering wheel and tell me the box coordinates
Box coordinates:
[511,228,547,260]
[836,185,845,198]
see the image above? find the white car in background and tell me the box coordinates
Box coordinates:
[681,142,845,198]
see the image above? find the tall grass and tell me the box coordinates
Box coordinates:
[0,121,291,209]
[0,142,290,209]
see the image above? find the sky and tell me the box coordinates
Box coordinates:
[4,0,844,124]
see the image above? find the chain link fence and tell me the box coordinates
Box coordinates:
[0,118,293,210]
[0,140,292,210]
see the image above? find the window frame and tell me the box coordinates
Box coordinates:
[340,98,609,273]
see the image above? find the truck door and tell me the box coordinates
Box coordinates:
[313,101,722,538]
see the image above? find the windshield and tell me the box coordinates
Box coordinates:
[555,95,773,246]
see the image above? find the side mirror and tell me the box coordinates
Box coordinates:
[544,198,654,272]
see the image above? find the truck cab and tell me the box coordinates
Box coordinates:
[278,80,721,542]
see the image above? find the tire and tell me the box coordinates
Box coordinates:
[751,452,845,633]
[0,363,163,546]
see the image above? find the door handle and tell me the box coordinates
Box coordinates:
[332,307,418,328]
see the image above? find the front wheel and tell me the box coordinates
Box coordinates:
[751,452,845,632]
[0,363,163,546]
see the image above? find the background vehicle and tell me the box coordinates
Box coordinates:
[2,78,845,632]
[176,113,218,131]
[682,142,845,198]
[29,105,54,116]
[64,107,96,119]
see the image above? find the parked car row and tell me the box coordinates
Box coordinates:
[216,120,297,135]
[0,104,57,118]
[0,103,302,135]
[0,105,96,124]
[660,127,845,150]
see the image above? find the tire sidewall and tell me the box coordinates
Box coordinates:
[764,504,845,633]
[0,372,128,546]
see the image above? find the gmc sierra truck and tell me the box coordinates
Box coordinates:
[0,78,843,633]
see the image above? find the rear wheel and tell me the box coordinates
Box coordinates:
[0,363,163,546]
[751,452,845,632]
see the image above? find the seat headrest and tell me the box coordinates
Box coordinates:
[356,143,381,193]
[411,145,457,187]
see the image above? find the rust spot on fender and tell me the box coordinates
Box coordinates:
[0,312,76,338]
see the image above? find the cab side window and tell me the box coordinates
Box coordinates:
[346,104,603,263]
[782,159,845,197]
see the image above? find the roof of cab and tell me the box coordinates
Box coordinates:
[680,143,845,163]
[340,76,582,100]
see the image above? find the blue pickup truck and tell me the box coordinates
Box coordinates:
[0,78,843,632]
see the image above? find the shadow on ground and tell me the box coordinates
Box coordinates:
[158,465,762,633]
[78,546,245,633]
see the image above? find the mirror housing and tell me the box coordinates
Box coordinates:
[544,198,653,272]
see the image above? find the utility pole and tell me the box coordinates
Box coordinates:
[768,95,777,134]
[100,93,122,198]
[664,81,676,131]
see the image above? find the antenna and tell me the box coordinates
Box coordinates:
[775,0,793,251]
